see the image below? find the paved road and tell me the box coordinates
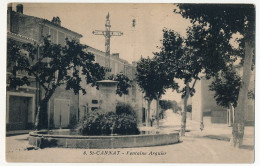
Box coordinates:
[5,111,254,163]
[5,133,254,163]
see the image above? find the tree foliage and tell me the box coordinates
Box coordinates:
[108,73,131,97]
[209,69,241,108]
[174,4,255,39]
[159,100,181,113]
[209,68,254,108]
[174,4,255,70]
[155,23,235,91]
[136,56,175,127]
[136,57,174,100]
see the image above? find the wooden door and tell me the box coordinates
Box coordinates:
[9,96,29,130]
[54,99,70,128]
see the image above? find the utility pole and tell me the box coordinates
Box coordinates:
[93,12,123,76]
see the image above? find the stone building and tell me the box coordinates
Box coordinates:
[192,67,255,126]
[6,32,38,130]
[6,4,82,130]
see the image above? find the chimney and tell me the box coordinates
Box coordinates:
[8,3,12,12]
[7,3,12,32]
[112,53,119,59]
[16,4,23,14]
[51,17,61,26]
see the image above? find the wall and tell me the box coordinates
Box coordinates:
[10,12,42,41]
[192,73,255,126]
[191,79,202,123]
[49,86,79,128]
[6,34,38,130]
[200,77,227,124]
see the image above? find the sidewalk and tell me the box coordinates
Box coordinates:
[159,110,254,147]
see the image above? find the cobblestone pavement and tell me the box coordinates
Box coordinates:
[5,111,254,163]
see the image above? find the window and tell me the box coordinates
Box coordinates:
[16,49,29,76]
[92,100,98,104]
[58,31,65,46]
[50,28,57,44]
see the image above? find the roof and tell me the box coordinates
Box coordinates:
[12,11,82,38]
[7,31,37,44]
[85,45,131,65]
[42,19,82,38]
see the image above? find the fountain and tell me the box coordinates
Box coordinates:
[29,129,180,149]
[28,80,180,148]
[96,80,118,112]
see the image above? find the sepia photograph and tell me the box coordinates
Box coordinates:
[3,1,256,164]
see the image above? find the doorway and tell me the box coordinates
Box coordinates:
[54,99,70,128]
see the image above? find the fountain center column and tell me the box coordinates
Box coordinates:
[97,80,118,112]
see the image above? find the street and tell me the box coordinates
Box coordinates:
[5,111,254,163]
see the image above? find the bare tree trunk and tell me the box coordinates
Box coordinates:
[228,103,234,127]
[35,89,55,130]
[181,82,190,136]
[34,106,41,130]
[155,96,160,129]
[35,100,48,130]
[231,41,253,148]
[146,100,152,127]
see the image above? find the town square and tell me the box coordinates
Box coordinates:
[2,2,257,164]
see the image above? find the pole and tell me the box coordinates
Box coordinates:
[105,13,111,70]
[92,12,123,77]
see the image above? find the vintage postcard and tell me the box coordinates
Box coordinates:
[4,2,255,164]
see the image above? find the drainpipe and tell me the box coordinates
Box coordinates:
[48,100,50,130]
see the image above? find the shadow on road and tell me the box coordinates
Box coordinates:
[15,138,28,141]
[239,145,254,151]
[203,135,230,142]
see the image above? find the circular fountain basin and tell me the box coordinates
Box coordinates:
[29,129,180,149]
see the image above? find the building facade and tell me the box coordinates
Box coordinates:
[192,68,255,126]
[7,4,82,130]
[6,32,38,130]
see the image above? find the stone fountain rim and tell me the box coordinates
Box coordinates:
[29,129,179,139]
[97,80,119,83]
[28,129,180,148]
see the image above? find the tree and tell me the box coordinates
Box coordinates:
[155,21,234,135]
[159,100,182,117]
[209,67,255,126]
[210,69,241,108]
[175,3,255,147]
[209,69,241,126]
[107,73,131,97]
[154,27,196,136]
[159,100,173,111]
[7,37,105,130]
[136,57,173,128]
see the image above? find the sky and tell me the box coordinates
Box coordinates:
[16,3,191,63]
[13,3,191,102]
